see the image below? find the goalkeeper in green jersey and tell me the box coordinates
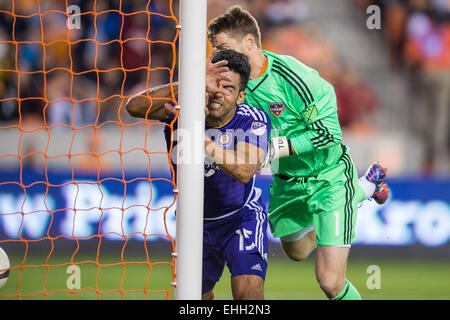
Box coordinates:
[207,6,390,300]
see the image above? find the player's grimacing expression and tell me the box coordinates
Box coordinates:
[206,70,246,126]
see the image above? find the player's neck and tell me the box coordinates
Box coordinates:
[249,50,267,79]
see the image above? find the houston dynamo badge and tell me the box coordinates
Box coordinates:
[268,102,285,117]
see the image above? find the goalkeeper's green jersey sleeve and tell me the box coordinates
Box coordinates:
[244,50,343,177]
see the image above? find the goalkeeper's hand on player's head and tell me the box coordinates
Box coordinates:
[206,48,232,96]
[166,48,231,117]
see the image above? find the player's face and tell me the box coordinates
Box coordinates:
[206,71,246,126]
[211,32,248,57]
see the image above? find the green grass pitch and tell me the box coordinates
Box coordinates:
[1,251,449,300]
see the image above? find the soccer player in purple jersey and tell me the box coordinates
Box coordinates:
[127,49,271,300]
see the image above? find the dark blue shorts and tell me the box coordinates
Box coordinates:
[202,198,268,295]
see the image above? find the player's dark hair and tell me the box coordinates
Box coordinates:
[208,5,262,48]
[211,49,250,92]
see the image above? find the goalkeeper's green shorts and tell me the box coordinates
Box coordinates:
[268,147,365,246]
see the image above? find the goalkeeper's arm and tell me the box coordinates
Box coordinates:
[262,115,342,167]
[259,136,294,169]
[261,129,341,167]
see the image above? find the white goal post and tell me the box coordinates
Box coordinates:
[174,0,207,300]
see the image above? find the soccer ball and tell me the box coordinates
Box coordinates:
[0,246,10,289]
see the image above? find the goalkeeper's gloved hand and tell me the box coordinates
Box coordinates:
[260,136,293,169]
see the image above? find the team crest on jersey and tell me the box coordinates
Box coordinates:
[217,132,232,147]
[251,122,267,136]
[268,102,285,117]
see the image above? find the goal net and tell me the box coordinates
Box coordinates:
[0,0,180,300]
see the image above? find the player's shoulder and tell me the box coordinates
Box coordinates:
[265,50,317,76]
[236,103,270,124]
[235,104,271,138]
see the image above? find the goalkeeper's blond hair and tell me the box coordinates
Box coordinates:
[207,5,262,48]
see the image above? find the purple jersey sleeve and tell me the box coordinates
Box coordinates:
[234,104,271,153]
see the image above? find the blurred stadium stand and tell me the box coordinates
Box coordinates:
[1,0,448,176]
[0,1,449,255]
